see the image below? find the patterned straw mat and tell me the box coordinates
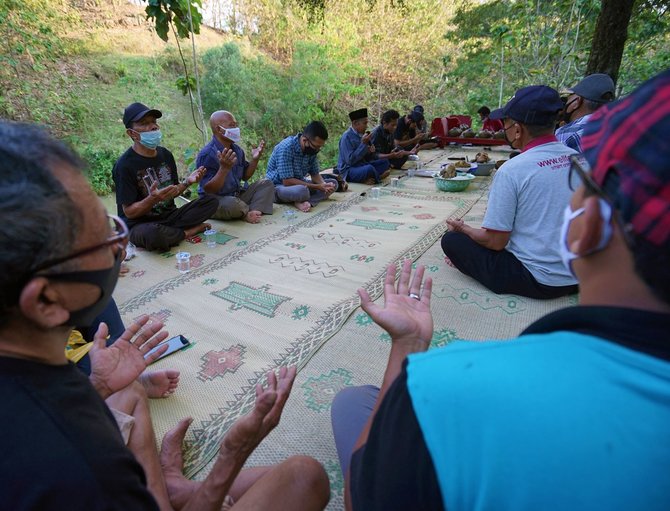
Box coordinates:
[112,148,575,510]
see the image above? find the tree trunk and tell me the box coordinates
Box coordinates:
[586,0,637,85]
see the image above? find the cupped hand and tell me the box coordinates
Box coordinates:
[252,140,265,160]
[89,315,170,399]
[358,260,433,349]
[217,148,238,169]
[188,166,207,184]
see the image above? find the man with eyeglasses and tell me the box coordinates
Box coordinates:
[442,85,579,299]
[113,102,219,251]
[333,70,670,511]
[0,122,330,509]
[196,110,275,224]
[265,121,338,212]
[556,73,615,152]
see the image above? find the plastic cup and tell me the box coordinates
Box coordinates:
[408,166,416,178]
[204,229,217,248]
[283,209,297,225]
[391,178,399,188]
[370,187,381,200]
[176,252,191,274]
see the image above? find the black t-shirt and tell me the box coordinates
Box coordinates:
[349,306,670,511]
[112,146,179,227]
[0,357,159,510]
[393,115,416,145]
[370,125,394,155]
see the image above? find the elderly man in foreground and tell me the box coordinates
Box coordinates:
[0,121,329,510]
[332,69,670,511]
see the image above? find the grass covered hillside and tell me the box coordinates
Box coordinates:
[1,0,238,195]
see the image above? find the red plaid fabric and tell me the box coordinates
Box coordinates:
[582,69,670,247]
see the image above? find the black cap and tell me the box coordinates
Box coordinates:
[409,110,424,123]
[490,85,563,125]
[570,73,615,103]
[123,102,162,129]
[349,108,368,121]
[413,104,424,114]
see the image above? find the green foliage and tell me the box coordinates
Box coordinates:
[142,0,203,41]
[79,145,118,196]
[176,74,197,95]
[200,41,367,167]
[444,0,669,108]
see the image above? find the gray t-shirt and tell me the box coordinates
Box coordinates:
[482,140,578,286]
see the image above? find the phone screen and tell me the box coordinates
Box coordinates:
[145,335,191,363]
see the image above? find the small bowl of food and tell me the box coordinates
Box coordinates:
[434,173,475,192]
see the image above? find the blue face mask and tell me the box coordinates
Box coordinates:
[134,130,162,150]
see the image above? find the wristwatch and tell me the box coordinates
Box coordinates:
[180,177,190,188]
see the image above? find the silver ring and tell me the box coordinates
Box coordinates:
[409,293,420,300]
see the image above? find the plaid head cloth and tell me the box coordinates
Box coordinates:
[581,69,670,247]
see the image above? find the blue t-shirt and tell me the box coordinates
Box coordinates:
[196,137,249,197]
[350,306,670,511]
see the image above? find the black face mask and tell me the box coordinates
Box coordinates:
[46,252,122,327]
[560,97,580,125]
[503,124,517,149]
[302,146,319,156]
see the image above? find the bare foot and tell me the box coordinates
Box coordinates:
[119,262,130,277]
[184,222,211,239]
[160,417,199,509]
[139,369,180,398]
[244,210,262,224]
[379,170,391,180]
[294,201,311,212]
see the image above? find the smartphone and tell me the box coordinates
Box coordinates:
[145,334,191,363]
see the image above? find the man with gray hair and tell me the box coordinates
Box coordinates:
[0,121,330,510]
[556,73,615,152]
[196,110,275,224]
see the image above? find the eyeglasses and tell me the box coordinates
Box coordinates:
[568,155,636,249]
[303,136,322,153]
[31,215,129,274]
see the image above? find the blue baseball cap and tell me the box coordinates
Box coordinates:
[490,85,564,125]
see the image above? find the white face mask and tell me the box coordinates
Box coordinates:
[219,126,241,143]
[559,198,614,277]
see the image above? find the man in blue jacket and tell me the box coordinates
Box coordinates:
[336,108,391,184]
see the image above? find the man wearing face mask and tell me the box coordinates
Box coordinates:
[442,85,579,299]
[266,121,338,213]
[333,70,670,511]
[556,73,615,152]
[196,110,275,224]
[113,102,218,251]
[0,122,332,510]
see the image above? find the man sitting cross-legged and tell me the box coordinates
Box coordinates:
[0,121,330,511]
[442,85,579,299]
[369,109,418,170]
[335,108,391,185]
[113,102,218,251]
[196,110,275,224]
[266,121,338,212]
